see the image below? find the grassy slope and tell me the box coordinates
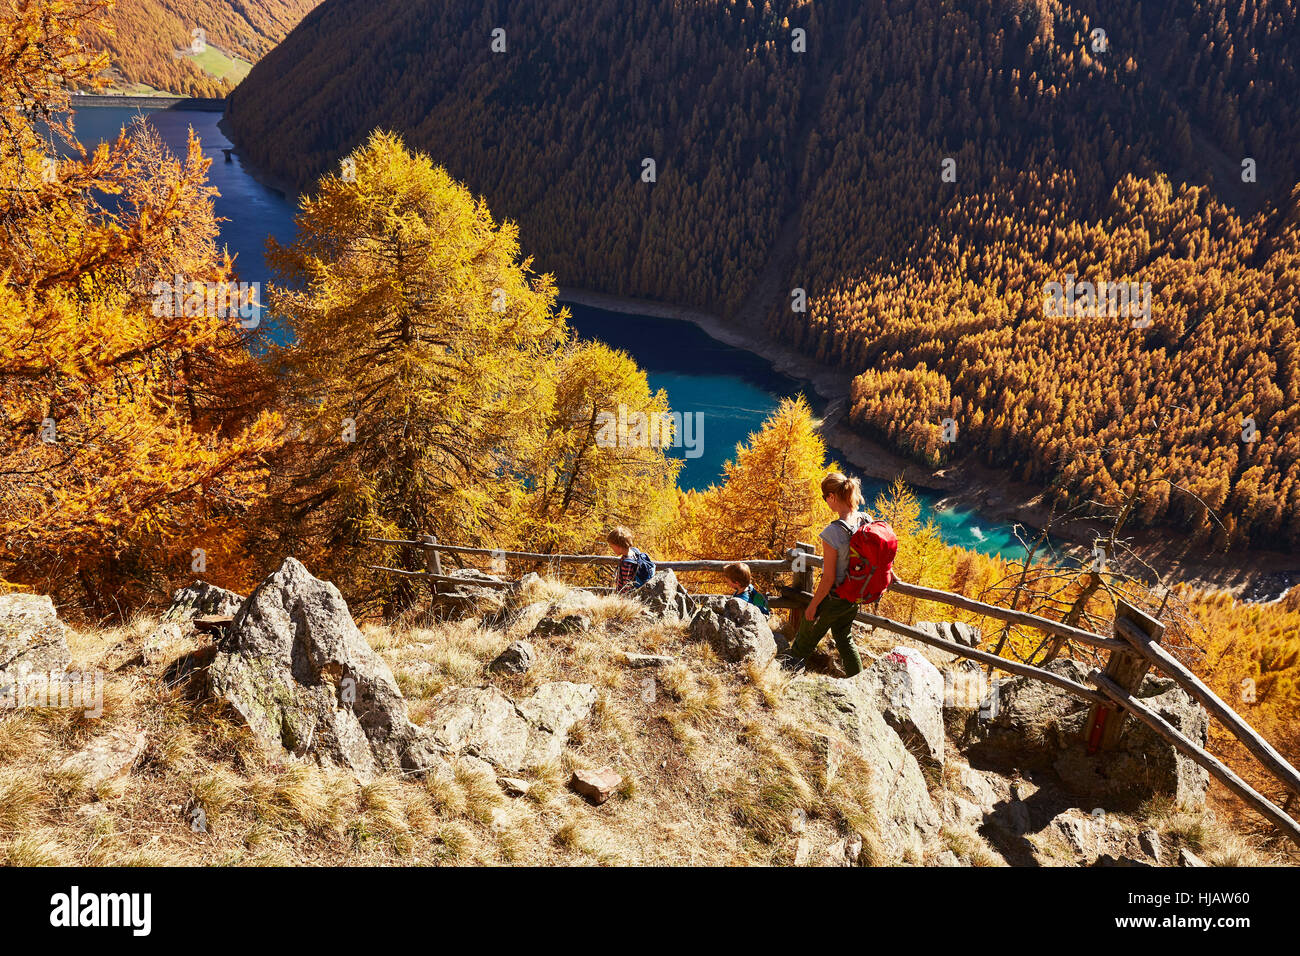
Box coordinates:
[0,579,1268,866]
[186,46,252,84]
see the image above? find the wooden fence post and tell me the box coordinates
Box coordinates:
[420,534,442,597]
[1084,600,1165,753]
[783,542,817,644]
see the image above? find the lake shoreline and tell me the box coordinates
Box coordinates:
[557,288,944,488]
[558,289,1300,602]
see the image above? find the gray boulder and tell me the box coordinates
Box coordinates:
[162,580,245,621]
[858,646,946,770]
[634,569,695,621]
[968,657,1210,808]
[688,596,777,666]
[1053,682,1210,809]
[205,557,444,779]
[490,641,535,675]
[531,613,591,638]
[0,593,70,683]
[914,620,983,648]
[966,658,1091,765]
[786,674,940,860]
[424,681,597,773]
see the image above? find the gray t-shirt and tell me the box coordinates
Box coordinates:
[820,512,869,586]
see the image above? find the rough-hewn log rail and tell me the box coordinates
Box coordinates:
[365,538,800,573]
[1091,672,1300,846]
[889,578,1128,653]
[855,609,1108,707]
[367,535,1300,843]
[1113,617,1300,801]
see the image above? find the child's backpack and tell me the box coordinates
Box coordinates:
[832,518,898,605]
[745,587,771,616]
[631,548,656,587]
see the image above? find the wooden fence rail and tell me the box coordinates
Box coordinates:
[366,535,1300,847]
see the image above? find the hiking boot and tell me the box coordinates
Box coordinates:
[777,653,807,673]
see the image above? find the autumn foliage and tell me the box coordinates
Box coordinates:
[0,0,281,612]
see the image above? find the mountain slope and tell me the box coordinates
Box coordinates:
[85,0,321,95]
[224,0,1300,551]
[0,574,1271,866]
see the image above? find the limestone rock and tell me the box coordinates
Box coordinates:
[531,613,590,638]
[0,593,70,683]
[490,641,534,675]
[968,657,1210,809]
[688,596,777,666]
[205,557,443,779]
[517,681,598,737]
[570,767,622,804]
[634,569,695,621]
[1139,827,1163,865]
[786,673,940,860]
[1053,683,1210,809]
[163,581,244,622]
[142,621,184,666]
[1179,847,1208,867]
[914,620,983,648]
[61,725,148,790]
[425,681,597,773]
[858,646,946,770]
[1030,808,1132,865]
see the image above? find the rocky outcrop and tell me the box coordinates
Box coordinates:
[786,673,940,860]
[858,646,946,771]
[424,682,597,773]
[162,581,245,621]
[634,569,695,621]
[490,640,535,675]
[531,613,590,638]
[1029,807,1146,866]
[205,557,444,779]
[1053,678,1210,808]
[0,593,70,682]
[688,596,777,666]
[965,659,1210,808]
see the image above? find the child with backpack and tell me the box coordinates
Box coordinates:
[723,562,770,616]
[779,472,897,677]
[608,526,656,592]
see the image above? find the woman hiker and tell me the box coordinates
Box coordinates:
[779,472,870,677]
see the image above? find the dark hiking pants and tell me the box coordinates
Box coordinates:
[790,594,862,676]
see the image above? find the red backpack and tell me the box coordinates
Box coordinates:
[833,518,898,605]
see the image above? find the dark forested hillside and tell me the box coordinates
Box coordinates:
[226,0,1300,550]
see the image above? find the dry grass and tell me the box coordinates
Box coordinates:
[0,576,1262,867]
[1138,794,1280,866]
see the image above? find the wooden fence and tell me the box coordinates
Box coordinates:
[367,536,1300,847]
